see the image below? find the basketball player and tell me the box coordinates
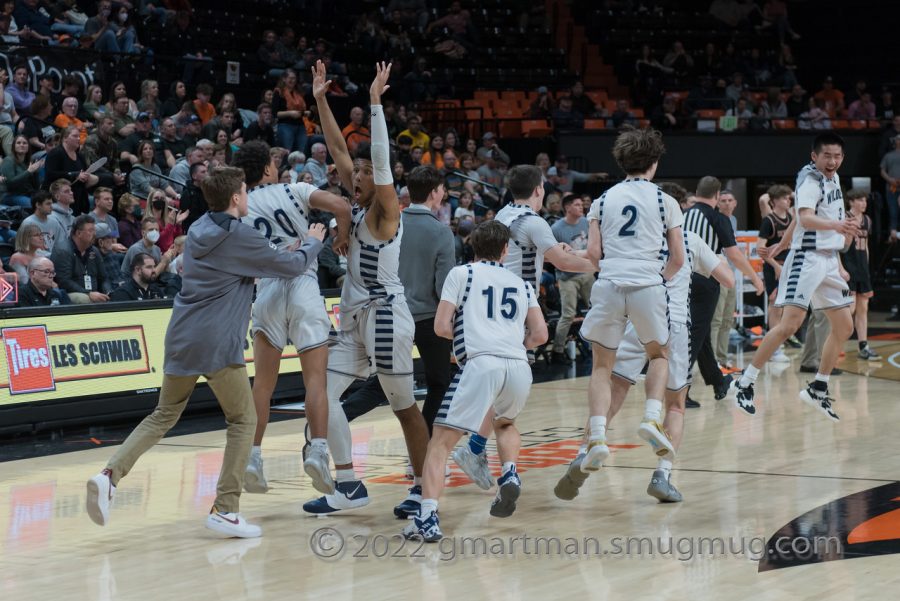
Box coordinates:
[86,167,326,538]
[757,184,794,362]
[302,61,430,514]
[842,189,880,360]
[230,140,351,495]
[555,229,734,502]
[577,126,684,472]
[404,221,548,542]
[731,133,860,420]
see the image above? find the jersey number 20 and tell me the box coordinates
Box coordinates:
[253,209,299,245]
[482,286,518,319]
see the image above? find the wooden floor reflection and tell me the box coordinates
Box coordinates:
[2,341,899,600]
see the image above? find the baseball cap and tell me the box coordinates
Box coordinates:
[482,132,495,140]
[137,112,151,122]
[95,223,114,239]
[186,115,200,124]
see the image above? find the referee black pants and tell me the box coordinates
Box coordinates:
[688,274,726,389]
[341,316,452,435]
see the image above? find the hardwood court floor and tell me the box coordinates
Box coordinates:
[1,341,899,600]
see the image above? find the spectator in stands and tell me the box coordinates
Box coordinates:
[21,96,53,156]
[814,76,845,118]
[82,84,104,122]
[17,256,70,307]
[1,2,28,44]
[243,103,275,146]
[89,187,124,250]
[880,134,900,241]
[51,214,109,303]
[82,115,117,167]
[341,106,370,155]
[202,108,241,145]
[13,0,57,44]
[45,126,99,215]
[8,223,47,284]
[0,78,17,153]
[397,114,430,150]
[152,118,179,169]
[609,99,637,128]
[318,164,347,200]
[663,40,694,82]
[725,72,746,104]
[120,215,164,277]
[799,98,831,130]
[110,251,165,301]
[528,86,555,119]
[546,155,605,194]
[138,0,175,28]
[549,193,591,362]
[786,84,808,118]
[317,218,346,289]
[454,190,475,221]
[193,83,216,125]
[130,140,176,198]
[727,97,754,119]
[93,221,124,290]
[442,151,464,203]
[167,11,212,85]
[776,44,799,89]
[848,92,877,120]
[137,79,162,117]
[1,135,42,207]
[422,135,446,170]
[180,114,202,147]
[568,81,597,119]
[403,56,436,103]
[83,0,137,54]
[258,30,288,78]
[180,162,209,231]
[879,88,897,120]
[476,132,509,165]
[272,69,307,153]
[20,191,60,250]
[168,146,205,189]
[650,96,685,131]
[286,151,306,183]
[879,115,900,157]
[110,95,137,140]
[9,65,35,114]
[634,44,673,106]
[760,88,788,119]
[301,142,328,187]
[552,96,585,131]
[116,193,142,247]
[161,81,187,118]
[696,42,722,78]
[105,81,137,117]
[47,178,76,240]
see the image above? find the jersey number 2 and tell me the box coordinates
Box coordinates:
[482,286,518,320]
[619,205,638,237]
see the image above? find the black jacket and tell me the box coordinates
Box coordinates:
[17,281,70,307]
[109,278,165,302]
[51,239,111,295]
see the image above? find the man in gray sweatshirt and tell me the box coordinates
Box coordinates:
[86,166,326,539]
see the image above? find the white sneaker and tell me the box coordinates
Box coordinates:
[303,444,335,494]
[244,451,269,493]
[770,347,791,363]
[581,438,610,472]
[86,468,116,526]
[206,509,262,538]
[451,445,492,490]
[637,419,675,458]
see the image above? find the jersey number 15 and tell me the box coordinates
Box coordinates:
[482,286,518,320]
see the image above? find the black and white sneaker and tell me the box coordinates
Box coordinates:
[799,383,839,422]
[729,378,756,415]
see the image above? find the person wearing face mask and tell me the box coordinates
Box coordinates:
[83,0,137,54]
[116,193,143,248]
[120,215,174,281]
[148,188,188,252]
[94,222,126,289]
[109,252,165,301]
[17,257,71,307]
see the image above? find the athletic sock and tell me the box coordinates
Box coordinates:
[657,458,673,479]
[859,341,868,351]
[413,476,422,486]
[577,444,587,456]
[813,373,830,388]
[589,416,607,441]
[310,438,327,450]
[740,364,760,387]
[420,498,438,517]
[501,462,516,476]
[336,469,355,483]
[468,433,487,455]
[251,445,261,456]
[644,398,663,422]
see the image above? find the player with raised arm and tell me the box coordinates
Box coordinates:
[231,140,351,495]
[404,221,548,542]
[576,126,685,473]
[302,61,431,515]
[731,133,860,421]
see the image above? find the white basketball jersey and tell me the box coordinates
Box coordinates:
[791,163,845,251]
[587,179,684,286]
[495,203,558,290]
[246,182,317,278]
[440,261,538,364]
[667,230,720,325]
[341,205,405,327]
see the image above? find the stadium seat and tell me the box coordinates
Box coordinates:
[831,119,850,129]
[771,119,797,130]
[584,119,605,130]
[850,120,868,130]
[696,109,725,119]
[522,120,553,137]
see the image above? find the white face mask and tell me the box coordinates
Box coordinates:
[146,230,160,243]
[118,12,128,22]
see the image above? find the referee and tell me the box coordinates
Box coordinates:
[684,177,764,406]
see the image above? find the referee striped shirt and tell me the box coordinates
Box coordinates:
[683,202,736,255]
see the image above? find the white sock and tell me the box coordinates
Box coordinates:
[589,416,607,441]
[658,458,673,479]
[413,476,422,486]
[421,498,438,517]
[310,438,327,449]
[251,445,261,456]
[740,364,760,386]
[578,444,587,456]
[644,398,663,422]
[336,468,355,483]
[502,461,516,475]
[815,373,830,385]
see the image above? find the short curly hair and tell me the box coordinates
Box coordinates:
[232,140,271,187]
[611,125,666,175]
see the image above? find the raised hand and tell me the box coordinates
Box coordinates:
[311,60,331,100]
[369,61,392,104]
[308,222,327,242]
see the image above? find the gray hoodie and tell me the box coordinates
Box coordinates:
[48,202,74,248]
[163,212,323,376]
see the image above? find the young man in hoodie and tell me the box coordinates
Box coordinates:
[86,166,327,539]
[731,133,860,422]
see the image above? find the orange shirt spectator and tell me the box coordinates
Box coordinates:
[54,114,88,144]
[814,77,846,118]
[342,123,370,155]
[193,99,216,125]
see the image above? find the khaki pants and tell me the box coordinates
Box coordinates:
[106,365,256,513]
[709,283,736,365]
[69,292,93,304]
[800,310,829,369]
[553,272,593,353]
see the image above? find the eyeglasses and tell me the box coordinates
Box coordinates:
[32,269,55,276]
